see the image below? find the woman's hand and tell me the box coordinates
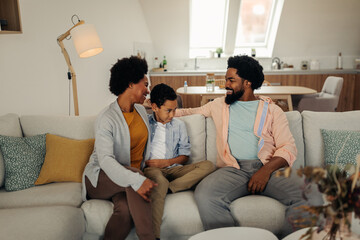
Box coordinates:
[136,178,158,202]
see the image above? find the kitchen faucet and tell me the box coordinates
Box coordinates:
[194,56,206,70]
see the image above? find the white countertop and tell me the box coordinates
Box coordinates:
[150,68,358,76]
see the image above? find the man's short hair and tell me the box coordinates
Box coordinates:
[227,55,264,90]
[150,83,177,108]
[109,56,148,96]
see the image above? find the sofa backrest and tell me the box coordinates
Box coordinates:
[0,114,205,188]
[20,114,207,164]
[285,111,305,169]
[205,111,305,169]
[0,114,23,188]
[177,114,206,164]
[302,110,360,167]
[206,118,217,166]
[20,115,96,139]
[7,110,359,187]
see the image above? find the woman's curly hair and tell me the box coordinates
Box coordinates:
[227,55,264,90]
[109,56,148,96]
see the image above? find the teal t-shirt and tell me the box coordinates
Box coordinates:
[228,100,259,160]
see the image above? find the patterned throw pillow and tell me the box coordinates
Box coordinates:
[0,134,46,191]
[321,129,360,173]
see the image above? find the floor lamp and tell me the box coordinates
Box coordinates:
[57,15,103,116]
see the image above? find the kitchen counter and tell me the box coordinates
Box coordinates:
[150,69,358,76]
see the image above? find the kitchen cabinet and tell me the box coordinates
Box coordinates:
[0,0,22,34]
[150,75,224,108]
[150,72,358,111]
[355,73,360,110]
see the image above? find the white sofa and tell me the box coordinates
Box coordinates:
[0,110,360,240]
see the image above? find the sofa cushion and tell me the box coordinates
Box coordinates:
[81,191,204,238]
[230,195,286,235]
[302,111,360,167]
[20,115,96,139]
[321,129,360,172]
[83,229,139,240]
[35,134,95,185]
[0,206,85,240]
[177,114,206,164]
[0,134,46,191]
[285,111,304,169]
[0,182,82,209]
[0,113,22,187]
[82,191,289,239]
[206,112,304,169]
[161,191,204,238]
[81,199,114,236]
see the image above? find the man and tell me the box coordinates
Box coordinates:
[175,55,308,237]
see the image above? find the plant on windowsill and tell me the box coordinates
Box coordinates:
[276,155,360,240]
[216,47,223,58]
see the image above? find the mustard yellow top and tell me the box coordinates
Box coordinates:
[123,110,148,169]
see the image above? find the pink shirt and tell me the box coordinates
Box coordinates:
[175,96,297,169]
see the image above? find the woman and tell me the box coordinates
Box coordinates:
[82,56,157,240]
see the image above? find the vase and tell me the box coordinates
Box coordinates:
[311,213,359,240]
[311,231,359,240]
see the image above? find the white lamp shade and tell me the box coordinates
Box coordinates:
[71,24,103,58]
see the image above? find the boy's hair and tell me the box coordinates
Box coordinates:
[150,83,177,108]
[109,56,148,96]
[227,55,264,90]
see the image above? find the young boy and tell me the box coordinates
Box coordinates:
[145,83,214,239]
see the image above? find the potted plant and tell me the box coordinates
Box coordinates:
[276,155,360,240]
[216,48,223,58]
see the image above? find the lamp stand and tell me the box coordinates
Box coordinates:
[57,20,84,116]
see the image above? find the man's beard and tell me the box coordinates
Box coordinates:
[225,88,245,105]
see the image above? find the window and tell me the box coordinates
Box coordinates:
[235,0,274,45]
[189,0,284,58]
[189,0,227,57]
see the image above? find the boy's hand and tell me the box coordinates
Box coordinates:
[136,178,158,202]
[145,159,170,168]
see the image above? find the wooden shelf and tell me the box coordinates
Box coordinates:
[0,0,22,34]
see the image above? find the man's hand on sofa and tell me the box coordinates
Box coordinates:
[137,178,158,202]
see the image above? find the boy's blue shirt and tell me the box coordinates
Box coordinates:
[147,114,191,162]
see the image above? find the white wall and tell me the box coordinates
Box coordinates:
[139,0,190,70]
[1,0,359,116]
[273,0,360,69]
[0,0,152,116]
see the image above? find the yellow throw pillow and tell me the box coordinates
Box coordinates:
[35,134,94,185]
